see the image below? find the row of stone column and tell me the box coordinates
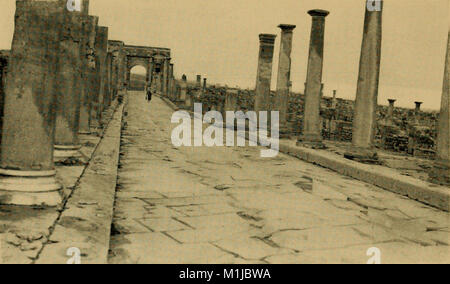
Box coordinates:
[0,0,120,206]
[250,2,448,184]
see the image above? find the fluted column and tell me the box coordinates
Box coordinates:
[344,1,383,163]
[54,8,84,162]
[297,10,329,148]
[0,0,65,206]
[162,58,170,97]
[79,15,98,134]
[180,75,187,105]
[276,24,296,138]
[103,51,113,108]
[92,26,108,124]
[430,31,449,186]
[254,34,276,113]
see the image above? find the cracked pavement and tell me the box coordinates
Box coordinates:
[108,92,449,264]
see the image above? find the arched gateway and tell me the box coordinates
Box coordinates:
[107,41,172,95]
[123,45,171,94]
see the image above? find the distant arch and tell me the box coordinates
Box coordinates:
[128,65,147,91]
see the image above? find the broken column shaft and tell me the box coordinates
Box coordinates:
[254,34,277,113]
[276,24,296,138]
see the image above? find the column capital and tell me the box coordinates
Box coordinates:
[388,99,396,104]
[278,24,297,32]
[259,34,277,45]
[308,9,330,17]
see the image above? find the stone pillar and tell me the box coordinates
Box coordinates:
[0,52,8,143]
[415,101,423,113]
[224,89,238,128]
[387,99,396,125]
[203,78,207,90]
[414,101,423,124]
[297,10,329,148]
[104,51,113,108]
[92,26,108,124]
[430,32,449,185]
[108,41,124,101]
[180,76,187,105]
[81,0,89,14]
[225,89,238,112]
[196,75,202,87]
[79,15,98,135]
[54,8,84,162]
[169,63,174,99]
[162,58,170,97]
[276,24,296,138]
[344,1,382,163]
[254,34,276,113]
[147,57,154,86]
[0,0,65,206]
[332,90,337,106]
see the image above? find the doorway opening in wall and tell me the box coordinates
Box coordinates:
[129,65,147,91]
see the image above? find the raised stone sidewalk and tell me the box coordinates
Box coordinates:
[0,98,122,264]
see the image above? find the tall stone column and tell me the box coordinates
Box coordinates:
[180,75,187,104]
[92,26,108,124]
[54,9,84,162]
[108,41,124,101]
[104,51,113,108]
[387,99,396,125]
[147,57,154,87]
[344,1,383,163]
[297,10,329,148]
[430,31,449,186]
[276,24,296,138]
[162,58,170,97]
[0,0,65,206]
[224,89,238,128]
[169,63,174,99]
[0,52,8,141]
[254,34,276,113]
[79,15,98,134]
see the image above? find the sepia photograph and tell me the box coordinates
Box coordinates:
[0,0,449,269]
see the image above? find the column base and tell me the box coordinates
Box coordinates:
[344,147,381,165]
[54,145,83,163]
[297,134,326,149]
[429,159,450,186]
[0,169,63,207]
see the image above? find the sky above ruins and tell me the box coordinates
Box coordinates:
[0,0,448,109]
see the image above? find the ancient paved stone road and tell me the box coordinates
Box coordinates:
[108,91,449,264]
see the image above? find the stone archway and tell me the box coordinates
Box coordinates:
[122,45,171,94]
[123,45,171,94]
[126,57,150,89]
